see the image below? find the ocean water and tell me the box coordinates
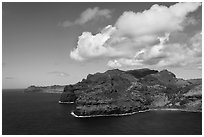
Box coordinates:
[2,90,202,135]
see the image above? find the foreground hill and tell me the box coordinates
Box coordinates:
[60,68,201,117]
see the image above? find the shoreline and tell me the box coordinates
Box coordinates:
[24,91,63,94]
[71,108,201,118]
[58,101,74,104]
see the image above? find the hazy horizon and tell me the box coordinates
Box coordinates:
[2,2,202,89]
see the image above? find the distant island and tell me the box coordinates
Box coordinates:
[58,68,202,117]
[24,85,65,93]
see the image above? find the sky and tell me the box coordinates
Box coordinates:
[2,2,202,89]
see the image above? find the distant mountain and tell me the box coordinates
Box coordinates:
[59,68,201,117]
[24,85,65,93]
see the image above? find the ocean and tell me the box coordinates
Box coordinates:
[2,90,202,135]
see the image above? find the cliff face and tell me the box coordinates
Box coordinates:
[59,68,202,116]
[59,85,77,103]
[24,85,65,93]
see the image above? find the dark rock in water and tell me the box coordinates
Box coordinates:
[59,68,202,117]
[24,85,65,93]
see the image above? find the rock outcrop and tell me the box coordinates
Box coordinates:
[59,68,202,117]
[24,85,65,93]
[59,85,77,103]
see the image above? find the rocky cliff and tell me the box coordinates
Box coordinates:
[59,68,202,117]
[25,85,65,93]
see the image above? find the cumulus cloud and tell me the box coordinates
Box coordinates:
[108,58,143,68]
[70,25,123,61]
[70,2,201,69]
[60,7,112,27]
[108,32,202,68]
[116,3,200,37]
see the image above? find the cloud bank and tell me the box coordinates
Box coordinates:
[70,2,202,69]
[60,7,112,27]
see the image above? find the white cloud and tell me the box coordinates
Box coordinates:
[188,31,202,57]
[108,31,202,68]
[70,2,201,69]
[108,58,143,68]
[107,60,122,68]
[60,7,112,27]
[115,2,201,37]
[75,7,111,25]
[70,25,122,61]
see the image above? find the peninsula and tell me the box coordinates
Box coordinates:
[59,68,202,117]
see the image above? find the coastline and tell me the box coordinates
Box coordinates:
[71,108,202,118]
[24,91,63,94]
[58,101,74,104]
[43,92,63,94]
